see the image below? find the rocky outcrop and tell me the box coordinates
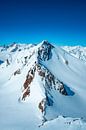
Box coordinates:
[14,69,21,75]
[22,64,36,100]
[38,99,46,113]
[57,83,68,96]
[38,41,54,61]
[21,61,71,101]
[22,87,30,100]
[36,63,68,96]
[6,59,10,66]
[65,60,69,65]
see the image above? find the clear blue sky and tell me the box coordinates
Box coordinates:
[0,0,86,46]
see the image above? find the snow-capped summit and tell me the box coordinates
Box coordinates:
[0,41,86,130]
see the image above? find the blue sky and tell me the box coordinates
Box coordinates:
[0,0,86,46]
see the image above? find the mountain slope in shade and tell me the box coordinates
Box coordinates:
[0,41,86,130]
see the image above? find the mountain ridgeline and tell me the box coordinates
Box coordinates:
[0,41,86,129]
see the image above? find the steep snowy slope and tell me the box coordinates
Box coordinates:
[0,41,86,130]
[62,46,86,62]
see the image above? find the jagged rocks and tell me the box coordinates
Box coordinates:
[45,72,55,88]
[22,87,30,100]
[38,99,46,113]
[36,63,46,80]
[6,59,10,66]
[58,83,68,96]
[38,95,53,113]
[11,45,18,52]
[38,41,54,61]
[65,60,69,65]
[22,65,36,100]
[36,63,69,96]
[36,63,55,88]
[14,69,21,76]
[24,56,28,64]
[38,70,45,78]
[21,61,73,102]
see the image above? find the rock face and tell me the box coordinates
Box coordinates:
[21,62,69,100]
[38,40,54,61]
[6,59,10,66]
[22,64,36,100]
[14,69,21,75]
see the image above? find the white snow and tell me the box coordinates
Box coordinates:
[0,42,86,130]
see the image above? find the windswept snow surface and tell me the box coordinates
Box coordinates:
[0,41,86,130]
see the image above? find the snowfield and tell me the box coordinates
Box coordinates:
[0,41,86,130]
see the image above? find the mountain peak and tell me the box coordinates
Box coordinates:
[37,40,54,61]
[40,40,54,48]
[0,42,86,129]
[41,40,50,45]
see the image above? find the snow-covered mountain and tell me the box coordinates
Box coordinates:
[0,41,86,130]
[62,46,86,62]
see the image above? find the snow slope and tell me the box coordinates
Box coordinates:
[62,46,86,62]
[0,41,86,130]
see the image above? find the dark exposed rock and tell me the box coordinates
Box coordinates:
[38,41,54,61]
[6,59,10,66]
[11,45,18,52]
[21,60,74,102]
[22,87,30,100]
[22,64,36,100]
[38,99,46,113]
[65,60,69,65]
[36,63,69,96]
[24,56,28,64]
[23,76,33,89]
[14,69,21,76]
[58,84,68,96]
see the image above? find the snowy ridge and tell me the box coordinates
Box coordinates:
[0,41,86,130]
[62,46,86,62]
